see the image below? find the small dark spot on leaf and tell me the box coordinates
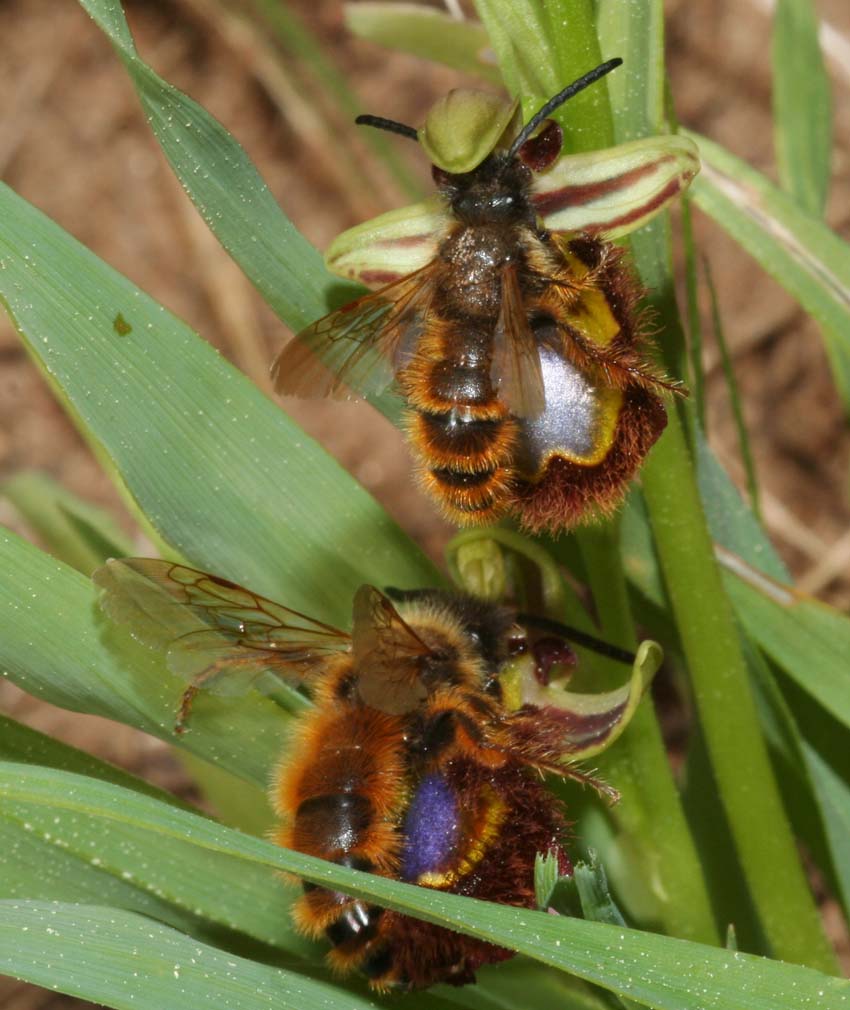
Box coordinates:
[113,313,132,336]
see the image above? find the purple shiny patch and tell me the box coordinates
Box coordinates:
[401,774,459,882]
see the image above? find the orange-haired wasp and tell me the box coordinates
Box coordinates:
[94,557,656,989]
[273,60,699,530]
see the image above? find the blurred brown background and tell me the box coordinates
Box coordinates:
[1,0,848,1005]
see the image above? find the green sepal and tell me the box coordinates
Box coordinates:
[419,89,519,174]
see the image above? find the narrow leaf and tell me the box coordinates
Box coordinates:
[1,764,845,1010]
[718,549,850,733]
[2,471,132,575]
[595,0,664,140]
[473,0,615,151]
[772,0,832,216]
[77,0,352,333]
[0,766,312,955]
[751,654,850,920]
[344,3,502,84]
[0,826,207,941]
[0,714,185,808]
[0,527,290,788]
[0,902,376,1010]
[0,182,439,629]
[686,130,850,411]
[704,261,760,517]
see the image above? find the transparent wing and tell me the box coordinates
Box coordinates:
[350,585,432,715]
[94,558,350,700]
[491,263,546,418]
[271,265,437,401]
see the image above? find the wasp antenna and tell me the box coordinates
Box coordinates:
[516,612,636,666]
[508,57,623,159]
[355,114,419,141]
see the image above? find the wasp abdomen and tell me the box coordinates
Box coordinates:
[429,362,491,405]
[396,232,522,523]
[273,699,407,981]
[410,404,517,522]
[404,352,516,523]
[293,792,373,856]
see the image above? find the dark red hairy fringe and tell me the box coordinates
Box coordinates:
[515,236,668,533]
[507,704,620,767]
[384,760,569,989]
[515,386,667,533]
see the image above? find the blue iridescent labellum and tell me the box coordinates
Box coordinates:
[402,773,459,882]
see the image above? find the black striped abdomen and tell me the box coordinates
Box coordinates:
[403,345,518,524]
[272,700,407,981]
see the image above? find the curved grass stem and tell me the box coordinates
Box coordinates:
[578,522,719,945]
[641,408,838,973]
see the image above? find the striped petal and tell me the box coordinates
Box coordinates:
[500,639,662,761]
[532,135,700,239]
[325,196,450,286]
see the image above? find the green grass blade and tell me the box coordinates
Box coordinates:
[245,0,423,199]
[0,766,312,956]
[595,0,663,140]
[0,182,438,626]
[720,553,850,731]
[686,130,850,411]
[0,740,492,1010]
[704,261,761,517]
[679,718,763,956]
[641,417,836,972]
[0,724,228,941]
[2,471,132,575]
[344,3,502,85]
[0,827,209,942]
[751,655,850,920]
[623,482,850,927]
[802,737,850,918]
[694,438,850,737]
[588,1,839,964]
[682,201,706,427]
[0,714,185,808]
[0,721,210,935]
[1,764,846,1010]
[0,901,379,1010]
[624,453,850,736]
[693,436,788,581]
[471,958,616,1010]
[77,0,355,334]
[790,684,850,922]
[772,0,832,216]
[0,527,290,787]
[473,0,615,150]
